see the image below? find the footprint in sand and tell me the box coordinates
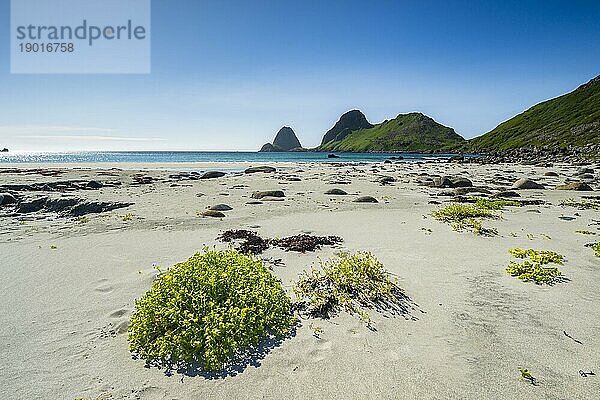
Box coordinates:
[308,340,333,362]
[108,308,128,319]
[93,279,114,294]
[94,285,114,293]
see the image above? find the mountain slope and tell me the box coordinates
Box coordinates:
[320,110,373,145]
[319,112,465,152]
[470,75,600,151]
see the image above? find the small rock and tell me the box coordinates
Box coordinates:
[558,216,576,221]
[201,210,225,218]
[493,190,521,198]
[384,160,392,164]
[327,154,340,159]
[378,176,396,185]
[86,180,103,189]
[577,168,594,175]
[200,171,226,179]
[555,182,593,191]
[431,176,454,188]
[251,190,285,199]
[455,187,491,195]
[353,196,378,203]
[244,166,276,174]
[448,154,464,162]
[325,188,348,195]
[512,178,544,190]
[208,204,233,211]
[544,171,559,177]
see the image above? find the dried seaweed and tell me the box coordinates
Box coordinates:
[216,230,270,255]
[271,234,343,253]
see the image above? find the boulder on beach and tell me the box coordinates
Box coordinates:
[325,188,348,195]
[431,176,453,188]
[86,180,103,189]
[493,190,521,198]
[0,192,17,206]
[200,171,226,179]
[378,176,396,185]
[512,178,544,190]
[244,166,276,174]
[353,196,378,203]
[251,190,285,199]
[208,204,233,211]
[455,187,491,195]
[544,171,559,177]
[327,154,340,159]
[451,177,473,188]
[555,182,593,191]
[201,210,225,218]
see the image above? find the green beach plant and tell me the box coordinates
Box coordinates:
[506,248,565,284]
[471,197,521,210]
[128,249,296,372]
[575,230,597,235]
[293,251,407,324]
[431,197,519,234]
[518,367,536,384]
[560,198,600,210]
[587,242,600,257]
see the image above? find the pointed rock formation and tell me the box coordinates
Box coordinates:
[320,110,373,146]
[259,126,302,151]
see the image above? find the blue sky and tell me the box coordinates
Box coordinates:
[1,0,599,151]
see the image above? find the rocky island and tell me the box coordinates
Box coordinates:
[259,126,303,152]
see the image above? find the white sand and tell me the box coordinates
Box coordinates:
[0,161,599,399]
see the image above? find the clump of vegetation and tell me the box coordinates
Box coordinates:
[121,213,134,221]
[77,216,90,224]
[585,242,600,257]
[575,230,597,235]
[506,248,565,284]
[294,252,408,323]
[560,198,600,210]
[508,248,564,264]
[518,367,536,384]
[432,203,497,234]
[470,197,521,210]
[128,249,296,372]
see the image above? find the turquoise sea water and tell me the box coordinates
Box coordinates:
[0,151,463,164]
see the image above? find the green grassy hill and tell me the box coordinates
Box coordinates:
[319,112,465,152]
[470,75,600,151]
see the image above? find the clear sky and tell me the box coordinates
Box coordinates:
[1,0,599,151]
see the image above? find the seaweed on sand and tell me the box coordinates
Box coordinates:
[217,231,343,254]
[271,234,343,253]
[217,230,270,255]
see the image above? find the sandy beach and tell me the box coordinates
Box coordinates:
[1,160,599,399]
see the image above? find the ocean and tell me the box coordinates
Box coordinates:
[0,151,462,165]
